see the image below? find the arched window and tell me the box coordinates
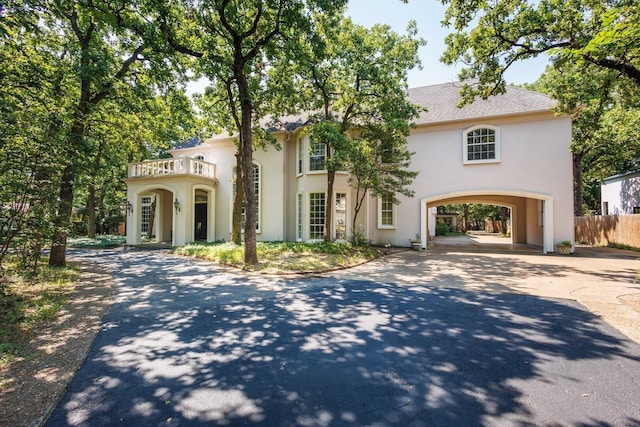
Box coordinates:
[463,125,501,164]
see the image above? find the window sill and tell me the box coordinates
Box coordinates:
[377,225,396,230]
[463,159,500,165]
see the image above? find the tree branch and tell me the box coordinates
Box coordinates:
[89,44,146,105]
[583,55,640,86]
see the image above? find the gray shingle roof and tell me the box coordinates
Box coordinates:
[186,82,557,148]
[408,81,556,125]
[173,136,201,150]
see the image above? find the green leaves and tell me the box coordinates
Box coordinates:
[441,0,640,103]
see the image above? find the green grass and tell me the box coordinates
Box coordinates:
[172,241,380,273]
[68,235,126,248]
[0,257,79,369]
[606,243,640,252]
[444,231,467,236]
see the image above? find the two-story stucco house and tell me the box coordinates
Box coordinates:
[124,82,574,253]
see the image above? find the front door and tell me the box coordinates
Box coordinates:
[194,203,207,240]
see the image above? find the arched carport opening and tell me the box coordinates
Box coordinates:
[434,202,513,241]
[127,185,177,246]
[420,191,554,253]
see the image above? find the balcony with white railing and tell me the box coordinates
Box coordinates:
[128,156,216,180]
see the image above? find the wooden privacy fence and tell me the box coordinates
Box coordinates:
[575,214,640,248]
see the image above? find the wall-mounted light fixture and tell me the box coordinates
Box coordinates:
[173,198,181,213]
[124,200,133,215]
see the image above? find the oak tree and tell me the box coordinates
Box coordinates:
[441,0,640,103]
[274,15,423,241]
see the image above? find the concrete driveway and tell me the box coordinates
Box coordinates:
[335,243,640,343]
[46,247,640,426]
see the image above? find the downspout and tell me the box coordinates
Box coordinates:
[283,131,292,241]
[366,191,370,243]
[421,201,427,250]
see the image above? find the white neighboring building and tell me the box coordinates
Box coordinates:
[601,170,640,215]
[124,82,574,253]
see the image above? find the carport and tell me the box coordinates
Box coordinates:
[420,191,555,253]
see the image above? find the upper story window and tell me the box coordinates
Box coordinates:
[297,137,304,175]
[463,125,500,165]
[309,139,326,172]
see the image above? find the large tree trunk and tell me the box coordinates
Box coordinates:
[231,151,244,245]
[351,184,368,243]
[573,152,585,217]
[500,207,509,236]
[236,72,258,266]
[87,184,96,238]
[463,204,469,231]
[324,167,335,242]
[49,164,74,267]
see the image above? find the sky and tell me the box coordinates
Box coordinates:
[187,0,549,95]
[346,0,549,88]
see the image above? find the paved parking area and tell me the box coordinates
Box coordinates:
[333,243,640,343]
[44,246,640,426]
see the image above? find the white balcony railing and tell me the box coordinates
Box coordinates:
[128,156,216,179]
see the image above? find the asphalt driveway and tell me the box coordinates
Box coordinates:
[46,248,640,426]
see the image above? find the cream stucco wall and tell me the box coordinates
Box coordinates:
[127,108,573,252]
[283,133,353,242]
[175,136,287,242]
[365,112,574,252]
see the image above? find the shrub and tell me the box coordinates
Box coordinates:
[435,222,450,236]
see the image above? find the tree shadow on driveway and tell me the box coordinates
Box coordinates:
[46,250,640,426]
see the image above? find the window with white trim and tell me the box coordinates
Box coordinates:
[309,139,326,172]
[378,196,395,229]
[296,193,303,241]
[141,195,152,234]
[309,192,325,240]
[235,163,261,233]
[297,137,304,175]
[335,193,347,240]
[463,126,500,164]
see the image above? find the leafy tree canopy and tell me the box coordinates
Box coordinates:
[533,60,640,214]
[441,0,640,104]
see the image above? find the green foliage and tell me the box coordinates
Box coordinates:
[533,61,640,214]
[350,229,371,247]
[172,241,378,272]
[0,0,197,269]
[172,0,349,264]
[441,0,640,103]
[0,257,78,367]
[435,222,450,236]
[67,235,126,248]
[271,13,423,241]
